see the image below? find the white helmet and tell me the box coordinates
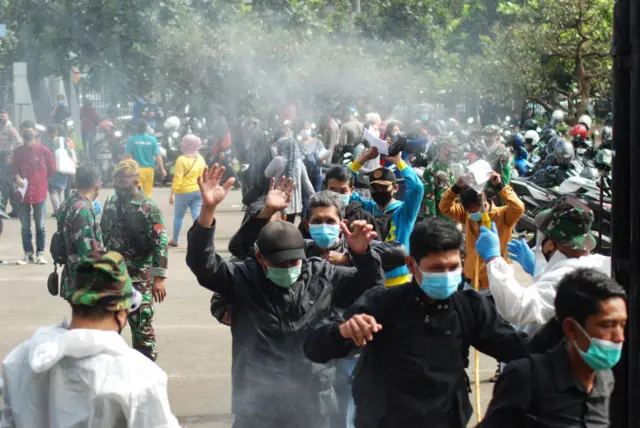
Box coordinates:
[551,110,564,122]
[578,114,592,130]
[164,116,180,130]
[524,130,540,146]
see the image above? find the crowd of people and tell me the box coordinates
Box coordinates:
[0,99,626,428]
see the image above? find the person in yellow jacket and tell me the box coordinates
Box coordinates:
[168,135,206,247]
[439,171,525,290]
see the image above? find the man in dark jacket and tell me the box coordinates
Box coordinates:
[187,164,384,428]
[304,217,529,428]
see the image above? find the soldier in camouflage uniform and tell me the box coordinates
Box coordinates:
[56,164,105,298]
[482,125,514,186]
[100,159,168,361]
[421,136,458,220]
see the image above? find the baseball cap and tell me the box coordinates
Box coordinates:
[534,196,596,251]
[67,251,142,312]
[255,221,306,265]
[369,167,397,186]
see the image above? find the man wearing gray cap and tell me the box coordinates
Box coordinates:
[187,164,384,428]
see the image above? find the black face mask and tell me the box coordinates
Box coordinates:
[115,187,135,201]
[541,237,555,262]
[371,191,393,207]
[22,132,34,142]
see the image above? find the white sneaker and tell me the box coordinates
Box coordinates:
[35,254,47,265]
[17,254,34,265]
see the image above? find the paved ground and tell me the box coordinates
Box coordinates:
[0,187,530,427]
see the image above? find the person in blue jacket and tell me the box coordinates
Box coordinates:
[349,147,424,286]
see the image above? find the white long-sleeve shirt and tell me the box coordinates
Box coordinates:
[486,251,611,336]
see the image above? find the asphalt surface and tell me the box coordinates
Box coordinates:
[0,187,531,427]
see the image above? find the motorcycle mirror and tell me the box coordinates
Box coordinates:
[114,131,122,138]
[467,117,474,124]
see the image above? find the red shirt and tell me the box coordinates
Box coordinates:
[12,142,56,204]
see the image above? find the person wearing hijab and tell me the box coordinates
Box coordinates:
[168,134,206,247]
[264,137,315,223]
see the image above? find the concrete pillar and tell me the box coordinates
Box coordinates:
[12,62,36,125]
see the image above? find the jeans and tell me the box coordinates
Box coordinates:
[49,187,65,213]
[19,201,46,255]
[172,191,202,243]
[333,354,359,428]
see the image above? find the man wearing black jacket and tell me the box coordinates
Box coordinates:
[304,217,529,428]
[187,164,385,428]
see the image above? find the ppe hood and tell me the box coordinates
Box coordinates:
[27,321,128,374]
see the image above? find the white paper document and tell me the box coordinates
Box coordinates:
[364,127,389,155]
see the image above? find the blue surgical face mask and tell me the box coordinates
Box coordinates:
[339,194,350,207]
[309,224,341,249]
[266,264,302,289]
[573,321,623,371]
[418,268,462,300]
[469,211,483,222]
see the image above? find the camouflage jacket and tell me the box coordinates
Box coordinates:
[487,145,514,185]
[100,189,168,281]
[56,192,104,292]
[421,162,456,219]
[0,124,21,155]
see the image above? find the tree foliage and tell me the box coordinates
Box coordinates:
[0,0,613,117]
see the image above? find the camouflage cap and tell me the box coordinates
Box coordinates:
[112,158,140,180]
[534,196,596,251]
[67,251,140,311]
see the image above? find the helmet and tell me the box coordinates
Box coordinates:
[547,136,563,156]
[604,112,613,126]
[164,116,180,130]
[482,124,501,135]
[601,126,613,143]
[540,128,559,143]
[578,114,592,130]
[523,130,540,146]
[446,118,461,134]
[522,119,539,132]
[554,139,575,165]
[551,110,564,122]
[506,134,525,150]
[569,124,588,140]
[595,149,613,170]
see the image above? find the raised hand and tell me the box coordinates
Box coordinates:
[198,164,236,210]
[339,314,383,347]
[342,220,377,255]
[265,177,295,212]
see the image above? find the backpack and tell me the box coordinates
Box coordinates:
[48,229,67,296]
[301,149,321,185]
[373,207,398,241]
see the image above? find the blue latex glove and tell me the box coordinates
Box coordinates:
[475,222,502,261]
[507,238,536,276]
[93,200,102,216]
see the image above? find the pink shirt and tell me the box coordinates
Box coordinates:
[12,142,56,204]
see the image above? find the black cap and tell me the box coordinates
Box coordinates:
[255,221,306,265]
[369,167,397,185]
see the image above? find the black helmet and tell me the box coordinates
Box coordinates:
[554,139,575,165]
[547,135,563,156]
[522,118,539,132]
[540,128,558,143]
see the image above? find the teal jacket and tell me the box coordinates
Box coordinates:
[349,159,424,286]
